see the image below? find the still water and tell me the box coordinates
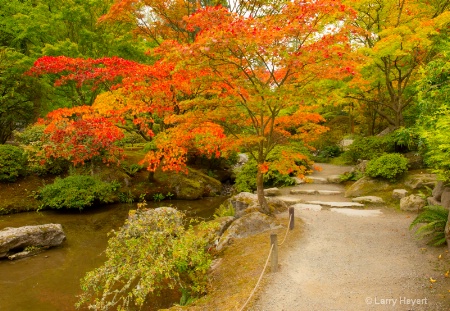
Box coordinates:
[0,197,227,311]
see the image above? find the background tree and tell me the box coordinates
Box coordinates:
[342,0,450,133]
[0,48,43,143]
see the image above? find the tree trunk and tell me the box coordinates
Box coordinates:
[256,170,270,214]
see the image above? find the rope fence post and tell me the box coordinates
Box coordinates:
[270,233,278,273]
[289,207,294,230]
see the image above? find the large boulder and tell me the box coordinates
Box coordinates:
[155,168,222,200]
[403,152,424,170]
[229,192,288,217]
[216,212,280,250]
[432,181,445,201]
[440,187,450,210]
[400,195,426,212]
[345,176,391,198]
[0,224,66,259]
[392,189,408,200]
[229,192,259,217]
[404,174,437,190]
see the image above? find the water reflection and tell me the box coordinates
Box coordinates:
[0,197,227,311]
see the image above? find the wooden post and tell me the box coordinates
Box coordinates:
[289,207,294,230]
[270,233,278,272]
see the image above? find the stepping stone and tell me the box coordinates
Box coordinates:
[264,187,281,196]
[292,203,322,211]
[352,196,384,204]
[290,189,316,195]
[306,201,364,208]
[277,196,304,205]
[330,208,382,217]
[317,190,343,195]
[307,177,328,184]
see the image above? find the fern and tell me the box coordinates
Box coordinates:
[409,205,449,246]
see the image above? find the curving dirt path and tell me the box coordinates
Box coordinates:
[252,164,450,311]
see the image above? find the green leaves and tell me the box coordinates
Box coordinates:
[410,205,449,246]
[76,208,219,310]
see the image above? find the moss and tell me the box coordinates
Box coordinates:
[155,168,222,200]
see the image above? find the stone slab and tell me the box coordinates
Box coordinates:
[330,208,382,217]
[306,201,364,208]
[292,203,323,211]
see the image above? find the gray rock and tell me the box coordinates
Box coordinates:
[209,216,235,238]
[405,174,437,190]
[266,196,289,214]
[440,187,450,210]
[345,176,390,198]
[400,195,426,212]
[216,212,279,251]
[229,192,259,217]
[427,197,441,207]
[403,152,424,170]
[292,177,305,185]
[264,187,281,196]
[340,138,354,151]
[229,192,288,217]
[327,175,343,184]
[352,196,384,204]
[0,224,66,259]
[155,168,222,200]
[351,160,369,173]
[432,181,445,201]
[392,189,408,200]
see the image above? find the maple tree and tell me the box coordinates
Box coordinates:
[36,106,124,167]
[30,0,358,213]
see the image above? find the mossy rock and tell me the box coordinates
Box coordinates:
[345,176,392,198]
[155,168,222,200]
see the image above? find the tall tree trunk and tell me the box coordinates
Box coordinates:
[256,170,270,214]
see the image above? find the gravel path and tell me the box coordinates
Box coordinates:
[252,164,450,311]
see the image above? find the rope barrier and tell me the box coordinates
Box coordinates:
[238,244,274,311]
[278,214,293,246]
[237,210,294,310]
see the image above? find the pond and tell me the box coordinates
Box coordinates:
[0,197,227,311]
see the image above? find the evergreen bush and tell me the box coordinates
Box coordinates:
[39,175,118,210]
[342,136,395,163]
[0,145,27,182]
[365,153,408,181]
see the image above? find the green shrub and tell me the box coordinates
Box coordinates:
[409,205,449,246]
[76,208,219,310]
[365,153,408,181]
[342,136,395,163]
[234,145,312,192]
[0,145,27,182]
[15,125,69,175]
[39,175,117,210]
[234,159,297,192]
